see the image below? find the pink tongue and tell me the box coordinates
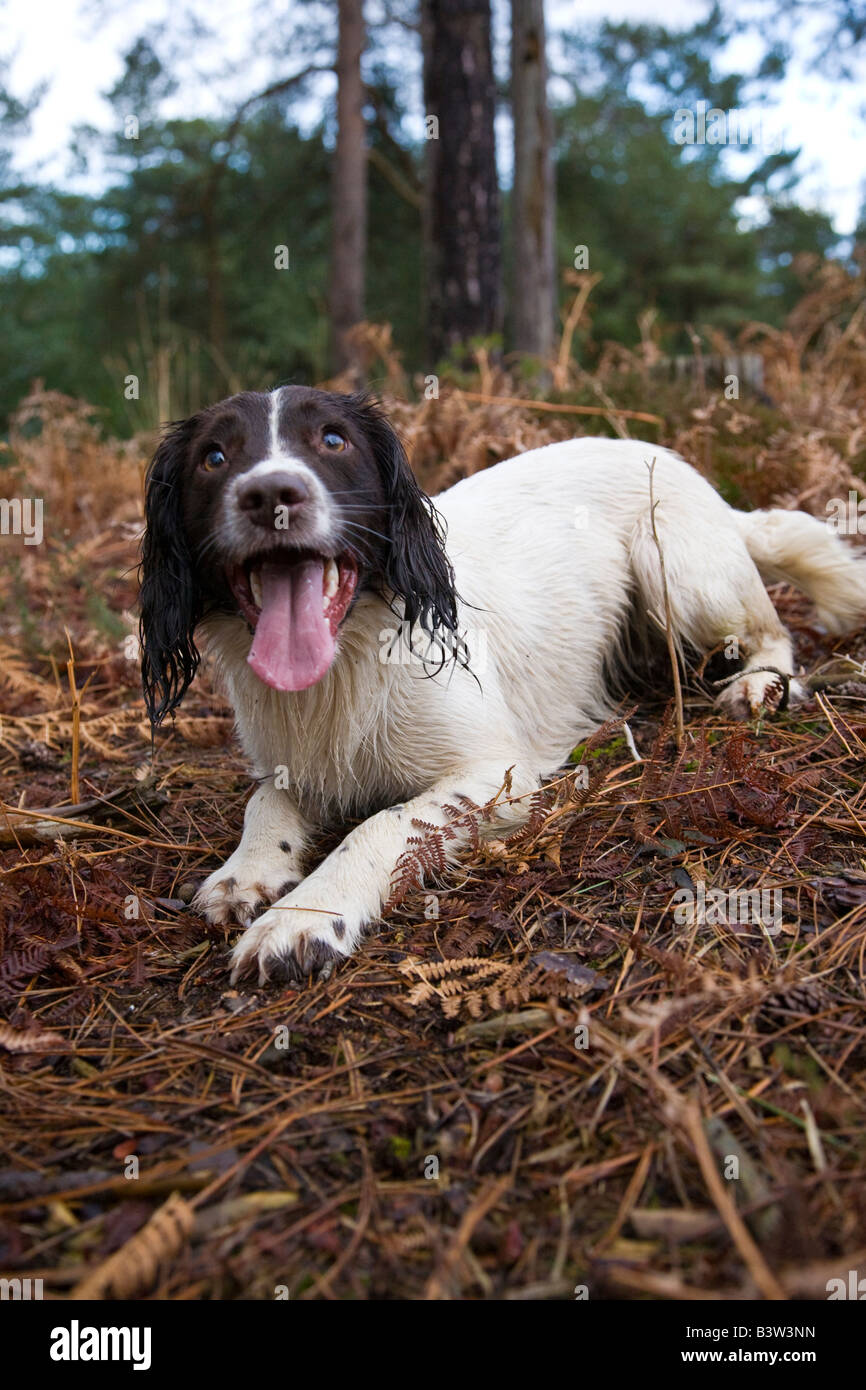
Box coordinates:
[248,559,335,691]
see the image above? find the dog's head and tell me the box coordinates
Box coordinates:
[139,387,458,725]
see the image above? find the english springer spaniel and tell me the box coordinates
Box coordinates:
[140,386,866,983]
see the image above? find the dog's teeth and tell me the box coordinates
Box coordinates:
[250,569,263,608]
[323,559,339,606]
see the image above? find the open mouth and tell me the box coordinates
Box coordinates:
[228,550,359,692]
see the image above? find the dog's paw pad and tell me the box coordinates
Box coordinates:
[193,863,300,927]
[263,933,341,985]
[229,904,356,987]
[715,670,804,720]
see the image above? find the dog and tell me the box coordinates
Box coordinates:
[139,385,866,983]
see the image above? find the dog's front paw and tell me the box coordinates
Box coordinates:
[193,847,301,928]
[715,670,807,720]
[229,890,363,986]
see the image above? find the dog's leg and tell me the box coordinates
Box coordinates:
[229,760,537,984]
[712,626,803,719]
[194,781,312,926]
[631,512,806,718]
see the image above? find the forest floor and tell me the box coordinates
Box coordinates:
[2,291,866,1299]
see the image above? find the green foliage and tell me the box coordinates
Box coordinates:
[553,9,840,354]
[0,13,854,431]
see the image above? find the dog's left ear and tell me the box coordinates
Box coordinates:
[352,395,458,636]
[139,417,203,727]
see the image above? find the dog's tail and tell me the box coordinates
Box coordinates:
[734,508,866,634]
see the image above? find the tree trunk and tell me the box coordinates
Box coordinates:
[421,0,502,361]
[329,0,367,376]
[510,0,555,359]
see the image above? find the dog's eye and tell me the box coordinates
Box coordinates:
[322,430,348,452]
[201,449,227,472]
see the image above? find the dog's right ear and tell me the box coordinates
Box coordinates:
[139,417,202,727]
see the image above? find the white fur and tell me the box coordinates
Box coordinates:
[194,782,310,926]
[268,385,283,456]
[191,437,866,981]
[219,456,337,564]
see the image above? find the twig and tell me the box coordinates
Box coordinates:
[554,273,603,387]
[424,1175,511,1299]
[683,1102,787,1301]
[457,390,663,426]
[646,459,685,747]
[622,720,642,761]
[64,629,81,804]
[685,322,707,397]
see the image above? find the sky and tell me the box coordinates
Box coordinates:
[2,0,864,236]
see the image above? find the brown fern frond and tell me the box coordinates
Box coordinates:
[501,787,554,850]
[71,1192,194,1299]
[0,1020,69,1053]
[440,917,497,958]
[0,943,53,989]
[399,955,502,981]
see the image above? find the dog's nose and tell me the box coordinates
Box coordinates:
[237,471,311,529]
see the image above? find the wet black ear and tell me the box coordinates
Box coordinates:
[139,417,202,727]
[352,395,458,637]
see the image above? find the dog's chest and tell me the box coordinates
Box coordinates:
[222,635,434,816]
